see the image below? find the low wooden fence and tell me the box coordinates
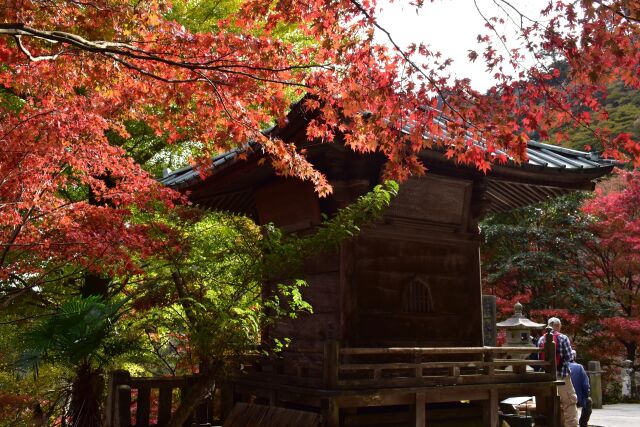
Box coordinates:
[105,370,225,427]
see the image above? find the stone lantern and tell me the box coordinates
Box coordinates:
[496,302,545,349]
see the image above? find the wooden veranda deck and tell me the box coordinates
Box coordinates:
[231,342,561,426]
[106,338,561,427]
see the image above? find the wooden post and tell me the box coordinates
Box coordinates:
[116,384,132,427]
[321,398,339,427]
[482,389,498,427]
[552,394,561,427]
[106,370,130,427]
[323,340,340,388]
[483,350,495,376]
[543,327,560,426]
[534,391,548,425]
[135,386,151,426]
[157,387,172,427]
[414,392,426,427]
[544,327,557,380]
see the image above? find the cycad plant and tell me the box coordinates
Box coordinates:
[19,295,131,427]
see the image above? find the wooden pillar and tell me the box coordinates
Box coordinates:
[180,383,194,427]
[484,350,495,376]
[552,394,561,427]
[106,370,130,427]
[414,392,426,427]
[482,389,498,427]
[543,327,557,380]
[536,389,560,427]
[321,398,339,427]
[543,327,561,426]
[535,391,548,425]
[135,385,151,426]
[323,340,340,388]
[157,387,172,427]
[268,389,277,406]
[116,384,132,427]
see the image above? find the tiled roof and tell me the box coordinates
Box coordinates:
[159,139,615,189]
[159,145,252,189]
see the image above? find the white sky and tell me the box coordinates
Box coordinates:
[377,0,548,92]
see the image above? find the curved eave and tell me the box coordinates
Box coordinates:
[489,159,615,189]
[484,162,615,214]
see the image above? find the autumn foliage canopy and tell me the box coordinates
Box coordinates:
[1,0,640,282]
[3,1,640,421]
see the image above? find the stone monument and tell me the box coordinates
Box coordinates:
[482,295,497,346]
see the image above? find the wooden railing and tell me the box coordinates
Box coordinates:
[331,345,554,388]
[105,370,225,427]
[106,331,559,425]
[248,330,558,390]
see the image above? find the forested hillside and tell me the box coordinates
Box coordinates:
[560,81,640,153]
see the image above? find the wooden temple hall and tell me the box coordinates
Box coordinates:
[161,103,615,426]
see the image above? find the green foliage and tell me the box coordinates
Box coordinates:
[19,296,133,371]
[131,180,398,372]
[0,179,398,420]
[481,186,637,399]
[480,192,610,315]
[0,87,24,113]
[167,0,241,33]
[106,119,204,176]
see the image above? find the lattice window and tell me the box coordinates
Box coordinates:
[402,276,433,313]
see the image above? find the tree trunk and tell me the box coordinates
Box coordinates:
[70,363,104,427]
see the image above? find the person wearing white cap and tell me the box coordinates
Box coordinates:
[538,317,578,426]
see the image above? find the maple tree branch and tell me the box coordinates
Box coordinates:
[105,53,209,85]
[348,0,484,133]
[214,68,310,88]
[145,330,177,376]
[13,35,61,61]
[0,162,71,268]
[0,311,57,325]
[0,110,55,142]
[0,23,319,88]
[0,205,36,268]
[494,0,544,27]
[593,0,640,23]
[473,0,524,72]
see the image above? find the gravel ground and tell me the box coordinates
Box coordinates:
[587,403,640,427]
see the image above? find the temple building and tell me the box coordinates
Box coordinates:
[161,101,615,426]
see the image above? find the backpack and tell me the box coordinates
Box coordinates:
[539,331,561,368]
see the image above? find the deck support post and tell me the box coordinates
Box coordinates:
[482,388,498,427]
[414,392,426,427]
[321,397,340,427]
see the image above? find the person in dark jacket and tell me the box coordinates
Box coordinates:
[569,349,592,427]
